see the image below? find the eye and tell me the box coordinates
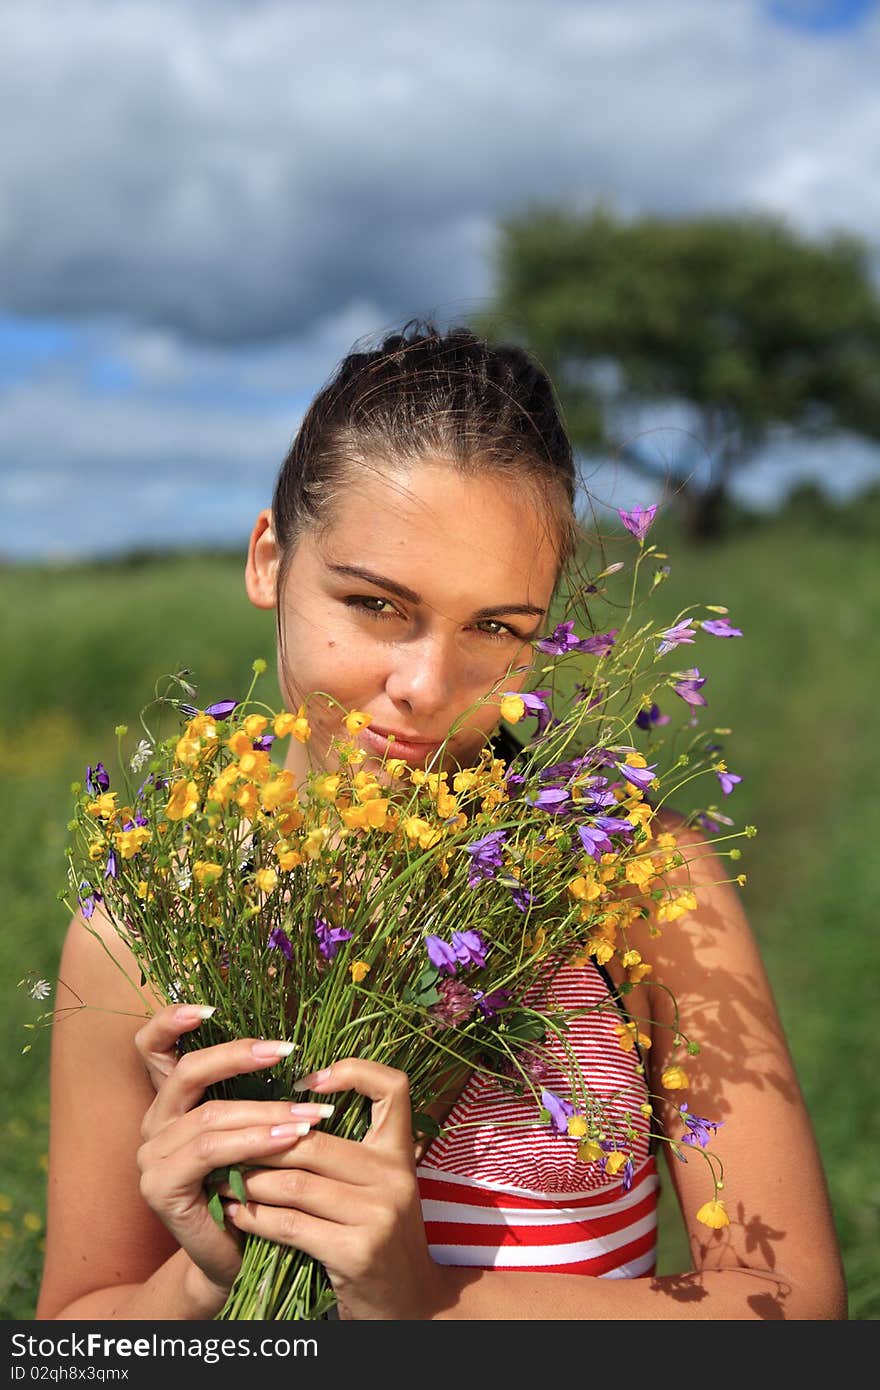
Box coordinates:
[473,619,521,641]
[345,595,399,619]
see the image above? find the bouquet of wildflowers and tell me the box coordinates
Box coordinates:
[54,505,751,1319]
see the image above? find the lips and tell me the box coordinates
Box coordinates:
[369,724,444,747]
[358,723,446,765]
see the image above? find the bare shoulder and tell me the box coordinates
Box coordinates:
[629,805,847,1317]
[38,907,175,1318]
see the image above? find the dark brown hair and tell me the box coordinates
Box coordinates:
[270,319,579,628]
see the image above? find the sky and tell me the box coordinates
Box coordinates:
[1,0,879,562]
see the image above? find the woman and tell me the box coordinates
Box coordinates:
[36,323,847,1320]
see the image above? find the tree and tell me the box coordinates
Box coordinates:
[475,207,880,538]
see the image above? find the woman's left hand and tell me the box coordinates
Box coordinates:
[217,1056,450,1320]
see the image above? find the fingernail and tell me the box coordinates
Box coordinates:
[289,1103,335,1120]
[270,1122,311,1138]
[252,1040,296,1060]
[175,1005,216,1024]
[292,1067,333,1090]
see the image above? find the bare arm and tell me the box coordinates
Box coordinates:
[36,910,225,1320]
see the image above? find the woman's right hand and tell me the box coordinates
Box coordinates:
[133,1004,332,1308]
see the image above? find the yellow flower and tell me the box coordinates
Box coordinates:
[303,827,329,860]
[656,889,698,923]
[290,704,312,742]
[627,803,655,836]
[87,840,105,861]
[344,709,373,735]
[255,868,278,894]
[385,758,409,780]
[350,960,371,982]
[500,694,525,723]
[313,773,341,801]
[113,825,151,859]
[566,875,594,902]
[165,780,199,821]
[614,1020,652,1053]
[435,787,462,819]
[342,799,390,831]
[342,744,368,766]
[527,843,557,865]
[260,771,298,812]
[604,1151,628,1175]
[233,782,258,816]
[353,770,383,801]
[586,936,616,965]
[86,792,118,821]
[622,949,642,967]
[22,1211,42,1233]
[525,925,546,954]
[622,753,648,775]
[566,1115,588,1138]
[640,1103,654,1118]
[136,880,149,900]
[238,748,272,783]
[696,1199,730,1230]
[0,1194,12,1213]
[278,806,305,835]
[401,816,443,849]
[577,1139,604,1163]
[625,856,658,890]
[452,769,478,793]
[275,840,303,871]
[661,1065,689,1090]
[628,962,653,983]
[193,861,222,888]
[243,714,269,737]
[175,735,202,767]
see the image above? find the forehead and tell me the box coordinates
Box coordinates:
[312,462,559,607]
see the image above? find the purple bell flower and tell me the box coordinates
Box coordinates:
[267,926,294,961]
[426,935,458,976]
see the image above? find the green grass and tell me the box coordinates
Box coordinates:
[1,519,876,1318]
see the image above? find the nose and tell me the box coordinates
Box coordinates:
[383,633,459,722]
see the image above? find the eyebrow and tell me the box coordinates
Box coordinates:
[327,563,547,620]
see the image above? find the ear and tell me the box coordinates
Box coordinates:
[245,509,280,611]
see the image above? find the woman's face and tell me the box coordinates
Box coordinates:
[246,462,561,779]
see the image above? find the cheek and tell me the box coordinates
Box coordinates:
[279,624,389,710]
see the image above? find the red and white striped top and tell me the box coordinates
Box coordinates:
[416,958,659,1278]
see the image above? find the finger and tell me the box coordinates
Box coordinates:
[292,1058,414,1157]
[216,1167,369,1225]
[146,1099,335,1160]
[226,1128,382,1186]
[139,1120,311,1191]
[134,1003,217,1091]
[148,1038,298,1131]
[224,1197,349,1269]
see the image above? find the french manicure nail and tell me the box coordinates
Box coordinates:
[175,1005,216,1024]
[292,1067,333,1090]
[290,1103,335,1120]
[270,1122,311,1138]
[252,1040,296,1060]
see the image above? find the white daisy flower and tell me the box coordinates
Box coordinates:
[29,979,51,1001]
[130,739,153,773]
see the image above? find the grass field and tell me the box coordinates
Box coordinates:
[1,512,877,1319]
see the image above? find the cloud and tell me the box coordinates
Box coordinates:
[1,0,879,343]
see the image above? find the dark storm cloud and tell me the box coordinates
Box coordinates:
[1,0,879,344]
